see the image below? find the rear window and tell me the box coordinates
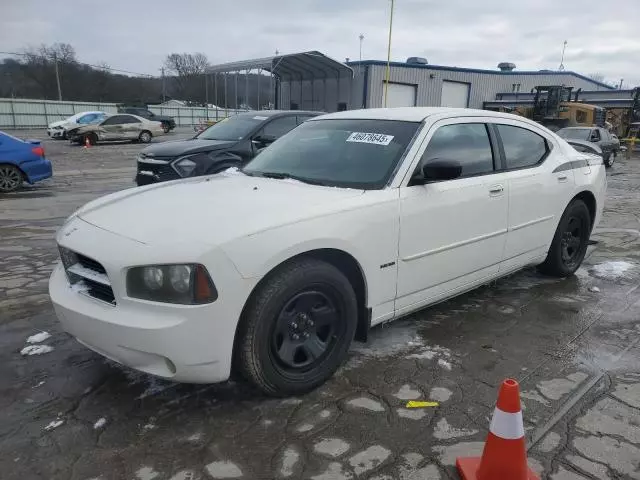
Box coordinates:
[557,128,590,140]
[244,119,420,189]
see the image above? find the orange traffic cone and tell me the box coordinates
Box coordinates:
[456,379,539,480]
[83,136,91,149]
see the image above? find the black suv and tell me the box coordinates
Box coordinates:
[119,107,176,133]
[135,110,320,186]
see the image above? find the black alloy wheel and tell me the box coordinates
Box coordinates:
[271,290,343,371]
[538,199,591,277]
[236,258,358,396]
[560,216,586,270]
[0,165,23,193]
[162,122,171,134]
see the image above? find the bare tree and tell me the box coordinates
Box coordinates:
[20,43,77,98]
[164,52,209,100]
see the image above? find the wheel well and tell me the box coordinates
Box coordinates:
[140,130,152,136]
[0,163,26,180]
[237,249,370,346]
[573,191,596,230]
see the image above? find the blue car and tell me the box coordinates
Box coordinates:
[0,131,53,193]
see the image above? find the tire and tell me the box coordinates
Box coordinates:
[236,258,358,396]
[538,199,591,277]
[161,122,170,134]
[61,130,68,140]
[0,164,23,193]
[603,152,614,168]
[139,131,152,143]
[84,133,98,146]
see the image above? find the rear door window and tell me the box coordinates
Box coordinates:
[421,123,495,177]
[262,115,299,138]
[496,124,549,169]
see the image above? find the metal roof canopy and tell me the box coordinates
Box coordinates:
[207,51,353,81]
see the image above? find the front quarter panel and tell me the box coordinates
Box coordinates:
[220,190,401,323]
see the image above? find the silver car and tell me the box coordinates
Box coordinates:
[67,114,165,146]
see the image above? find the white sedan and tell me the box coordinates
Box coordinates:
[49,108,606,396]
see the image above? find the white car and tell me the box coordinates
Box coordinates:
[49,108,606,396]
[46,111,107,139]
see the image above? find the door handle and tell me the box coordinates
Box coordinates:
[489,185,504,195]
[557,175,568,182]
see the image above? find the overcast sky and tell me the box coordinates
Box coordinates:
[2,0,639,87]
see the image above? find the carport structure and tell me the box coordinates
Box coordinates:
[207,51,354,113]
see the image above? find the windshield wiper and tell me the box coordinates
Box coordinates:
[259,172,328,186]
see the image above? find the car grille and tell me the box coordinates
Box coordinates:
[137,156,180,182]
[59,247,116,305]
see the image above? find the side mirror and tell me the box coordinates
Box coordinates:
[252,134,276,146]
[412,159,462,184]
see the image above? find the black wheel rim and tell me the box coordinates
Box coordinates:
[0,166,21,191]
[271,288,342,373]
[560,216,585,268]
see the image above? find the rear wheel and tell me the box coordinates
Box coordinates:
[139,131,152,143]
[0,164,23,193]
[538,199,591,277]
[236,258,357,396]
[604,152,615,168]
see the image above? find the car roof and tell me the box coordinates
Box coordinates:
[235,110,321,118]
[313,107,542,124]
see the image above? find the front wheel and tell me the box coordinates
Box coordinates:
[161,122,171,134]
[603,152,614,168]
[138,131,152,143]
[0,164,23,193]
[538,199,591,277]
[236,258,358,396]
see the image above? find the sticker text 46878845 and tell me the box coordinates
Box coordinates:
[346,132,394,146]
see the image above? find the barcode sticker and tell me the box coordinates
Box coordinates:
[346,132,394,145]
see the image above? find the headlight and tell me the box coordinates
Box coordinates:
[126,264,217,304]
[173,157,198,177]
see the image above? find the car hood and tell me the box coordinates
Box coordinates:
[140,139,238,157]
[49,119,71,128]
[76,172,365,246]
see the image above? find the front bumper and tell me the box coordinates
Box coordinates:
[49,218,252,383]
[47,128,65,138]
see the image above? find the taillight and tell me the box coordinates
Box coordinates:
[32,146,45,157]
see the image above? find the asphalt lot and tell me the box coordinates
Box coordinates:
[1,128,640,480]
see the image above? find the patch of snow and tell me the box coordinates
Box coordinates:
[429,387,452,402]
[26,331,51,343]
[93,417,107,429]
[32,380,46,389]
[205,460,243,479]
[44,419,64,431]
[589,286,600,292]
[351,324,425,358]
[142,423,156,431]
[136,466,159,480]
[407,345,452,361]
[21,345,54,356]
[433,418,478,440]
[438,359,452,370]
[591,261,635,279]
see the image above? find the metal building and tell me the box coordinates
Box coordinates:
[207,51,615,113]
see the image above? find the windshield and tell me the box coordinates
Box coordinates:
[243,119,420,189]
[557,128,591,140]
[196,115,264,141]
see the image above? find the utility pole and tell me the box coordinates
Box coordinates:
[558,40,567,71]
[53,53,62,100]
[161,67,166,103]
[205,72,209,118]
[359,34,364,75]
[383,0,395,107]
